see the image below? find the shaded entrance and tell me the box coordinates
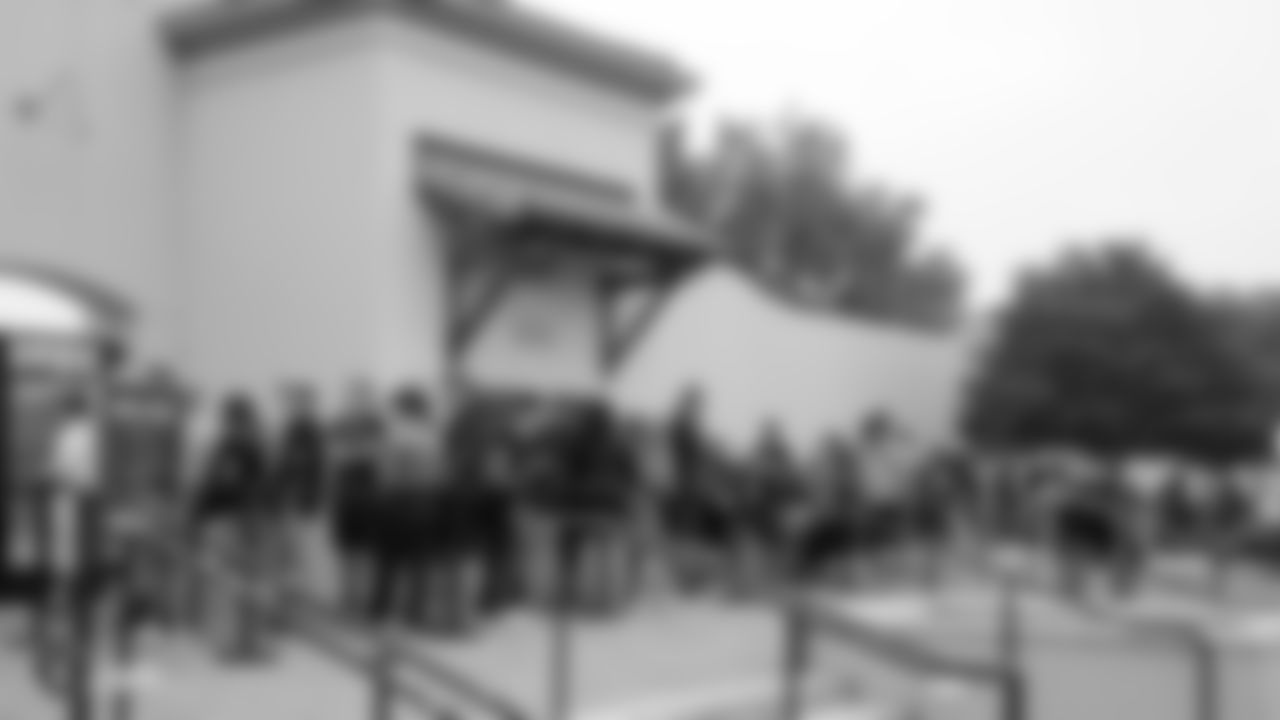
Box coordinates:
[419,135,710,395]
[0,265,130,598]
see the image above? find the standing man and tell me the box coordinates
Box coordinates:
[856,411,912,579]
[375,388,445,628]
[33,384,103,694]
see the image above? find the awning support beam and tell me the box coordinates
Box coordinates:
[449,264,514,361]
[597,277,682,373]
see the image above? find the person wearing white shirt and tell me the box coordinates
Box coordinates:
[46,388,102,581]
[34,385,103,694]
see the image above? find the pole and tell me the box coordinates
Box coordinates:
[548,518,576,720]
[997,558,1028,720]
[778,603,810,720]
[1191,632,1218,720]
[68,494,100,720]
[370,626,395,720]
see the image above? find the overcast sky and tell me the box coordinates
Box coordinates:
[540,0,1280,306]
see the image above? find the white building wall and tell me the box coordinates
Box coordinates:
[0,0,178,360]
[371,16,666,398]
[615,267,980,456]
[175,20,386,408]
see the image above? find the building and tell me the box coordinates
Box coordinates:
[0,0,706,405]
[0,0,712,588]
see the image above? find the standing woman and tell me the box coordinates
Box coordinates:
[191,394,272,661]
[330,383,384,620]
[272,385,331,601]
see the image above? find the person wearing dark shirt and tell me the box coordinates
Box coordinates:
[193,393,272,661]
[741,424,802,595]
[557,401,637,613]
[272,385,331,605]
[274,385,327,515]
[435,399,497,634]
[665,388,720,592]
[373,387,442,629]
[330,386,383,620]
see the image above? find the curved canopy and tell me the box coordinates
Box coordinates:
[0,272,97,336]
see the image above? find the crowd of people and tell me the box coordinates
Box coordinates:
[175,383,984,644]
[27,376,1280,674]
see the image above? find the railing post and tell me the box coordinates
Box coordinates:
[1191,631,1219,720]
[997,557,1028,720]
[779,599,810,720]
[370,626,395,720]
[549,518,577,720]
[68,493,101,720]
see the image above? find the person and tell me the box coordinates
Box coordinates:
[274,384,327,515]
[373,387,444,629]
[32,385,104,694]
[740,423,802,594]
[330,383,384,621]
[664,388,721,593]
[271,385,332,600]
[627,419,678,601]
[855,411,911,579]
[191,394,273,661]
[557,401,637,614]
[441,396,499,632]
[793,438,862,586]
[462,397,519,616]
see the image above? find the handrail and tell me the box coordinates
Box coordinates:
[390,640,528,720]
[144,536,459,720]
[773,586,1026,720]
[775,589,1015,685]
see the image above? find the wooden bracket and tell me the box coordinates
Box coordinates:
[597,277,681,373]
[449,263,514,362]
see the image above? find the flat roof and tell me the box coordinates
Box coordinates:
[166,0,695,104]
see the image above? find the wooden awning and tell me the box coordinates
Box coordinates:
[418,135,711,373]
[419,135,709,281]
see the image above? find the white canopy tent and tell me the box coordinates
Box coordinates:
[0,273,94,336]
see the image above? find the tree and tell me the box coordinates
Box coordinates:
[962,241,1272,464]
[1205,290,1280,424]
[660,118,966,330]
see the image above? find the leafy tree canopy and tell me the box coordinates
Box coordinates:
[660,117,965,331]
[963,241,1273,464]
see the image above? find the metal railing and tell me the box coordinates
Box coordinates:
[142,529,531,720]
[22,490,532,720]
[776,586,1026,720]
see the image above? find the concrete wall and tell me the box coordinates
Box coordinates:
[175,19,387,407]
[615,267,980,456]
[0,0,178,359]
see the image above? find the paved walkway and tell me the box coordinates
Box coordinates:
[5,556,1280,720]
